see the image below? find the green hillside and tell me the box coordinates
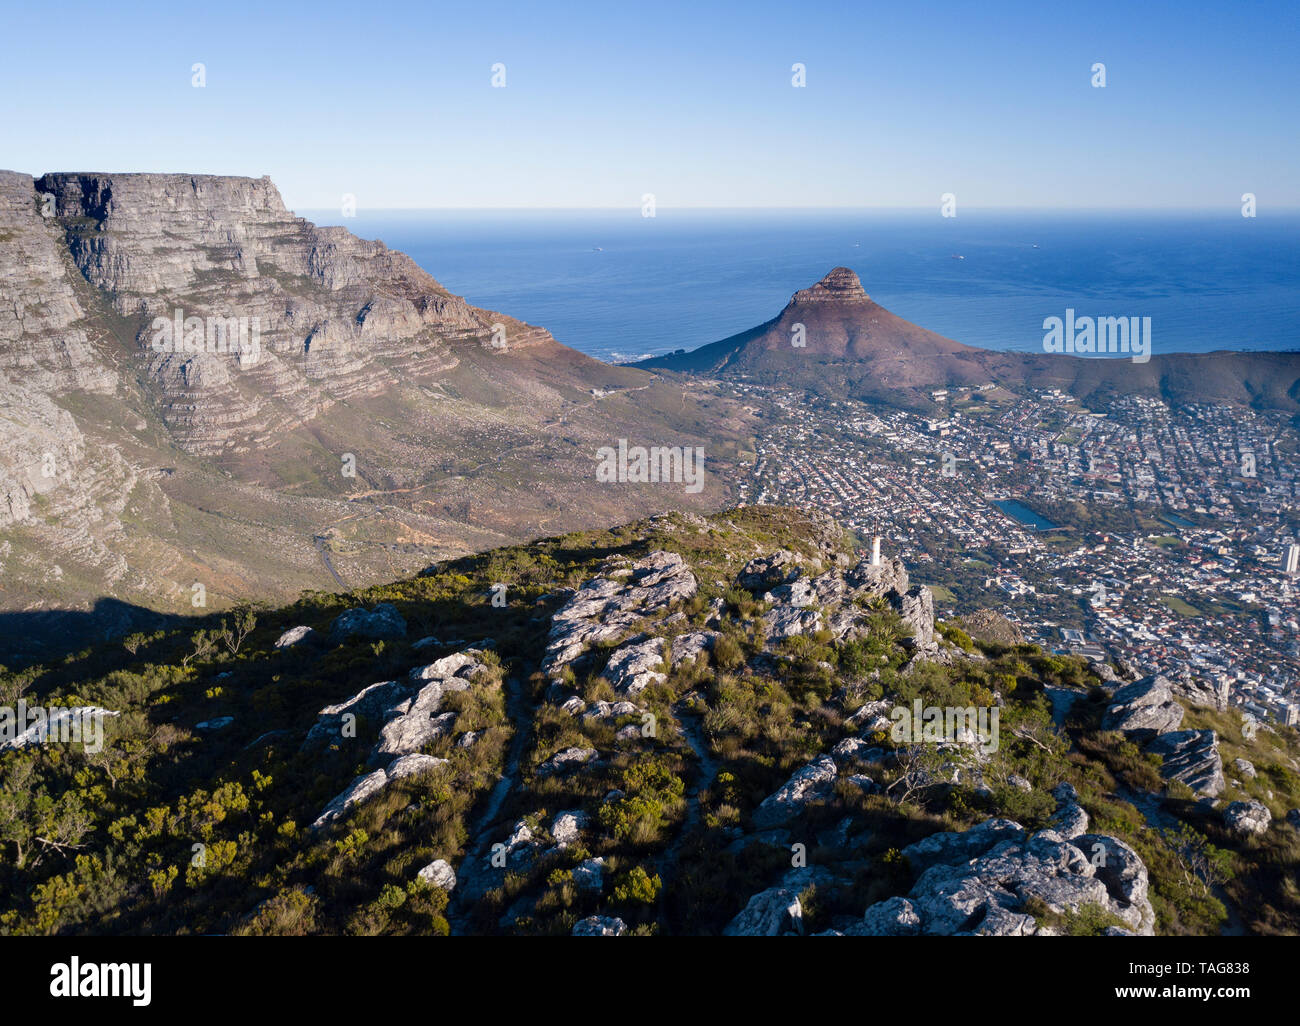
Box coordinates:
[2,506,1297,936]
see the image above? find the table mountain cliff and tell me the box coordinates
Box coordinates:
[0,171,748,661]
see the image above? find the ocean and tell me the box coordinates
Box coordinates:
[302,208,1300,364]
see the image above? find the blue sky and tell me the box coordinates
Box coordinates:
[2,0,1296,209]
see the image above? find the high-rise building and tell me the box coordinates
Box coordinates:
[1285,544,1300,575]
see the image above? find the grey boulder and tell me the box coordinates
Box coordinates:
[1223,800,1271,836]
[330,602,407,641]
[1101,675,1185,739]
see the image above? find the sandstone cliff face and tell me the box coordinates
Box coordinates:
[0,386,85,527]
[789,265,870,305]
[0,170,737,657]
[0,171,118,396]
[35,172,559,454]
[0,171,133,537]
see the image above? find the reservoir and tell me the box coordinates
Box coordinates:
[994,499,1059,531]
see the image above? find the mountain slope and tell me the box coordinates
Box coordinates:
[0,171,750,660]
[1,505,1296,936]
[635,267,1300,414]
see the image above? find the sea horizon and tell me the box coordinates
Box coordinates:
[302,207,1300,364]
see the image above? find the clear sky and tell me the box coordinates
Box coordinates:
[2,0,1296,210]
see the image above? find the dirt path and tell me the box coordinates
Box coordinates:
[342,456,499,500]
[540,384,652,429]
[1117,783,1181,833]
[655,701,721,886]
[446,674,533,935]
[1043,686,1083,727]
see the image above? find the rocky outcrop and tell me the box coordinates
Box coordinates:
[302,680,409,750]
[304,650,491,759]
[1097,678,1223,797]
[1223,800,1271,836]
[843,554,910,600]
[542,551,698,680]
[0,706,119,751]
[752,755,837,829]
[416,859,457,891]
[573,916,626,937]
[741,545,949,663]
[893,584,937,653]
[810,786,1159,937]
[846,698,894,733]
[863,820,1155,936]
[307,649,492,826]
[550,810,590,847]
[573,857,606,891]
[375,653,491,760]
[789,266,870,305]
[451,818,545,909]
[537,746,597,776]
[738,550,803,591]
[1171,676,1229,713]
[330,603,407,642]
[580,700,641,727]
[274,625,316,649]
[596,630,716,696]
[723,887,803,936]
[900,818,1025,873]
[1082,834,1154,932]
[1145,729,1225,797]
[955,609,1026,646]
[599,635,668,694]
[668,630,717,669]
[763,604,823,644]
[311,753,447,829]
[853,896,923,936]
[830,737,884,765]
[1101,676,1185,739]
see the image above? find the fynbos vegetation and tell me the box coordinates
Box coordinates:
[2,506,1296,936]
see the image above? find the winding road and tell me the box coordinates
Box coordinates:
[313,535,347,589]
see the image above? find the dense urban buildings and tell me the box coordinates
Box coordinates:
[721,381,1300,726]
